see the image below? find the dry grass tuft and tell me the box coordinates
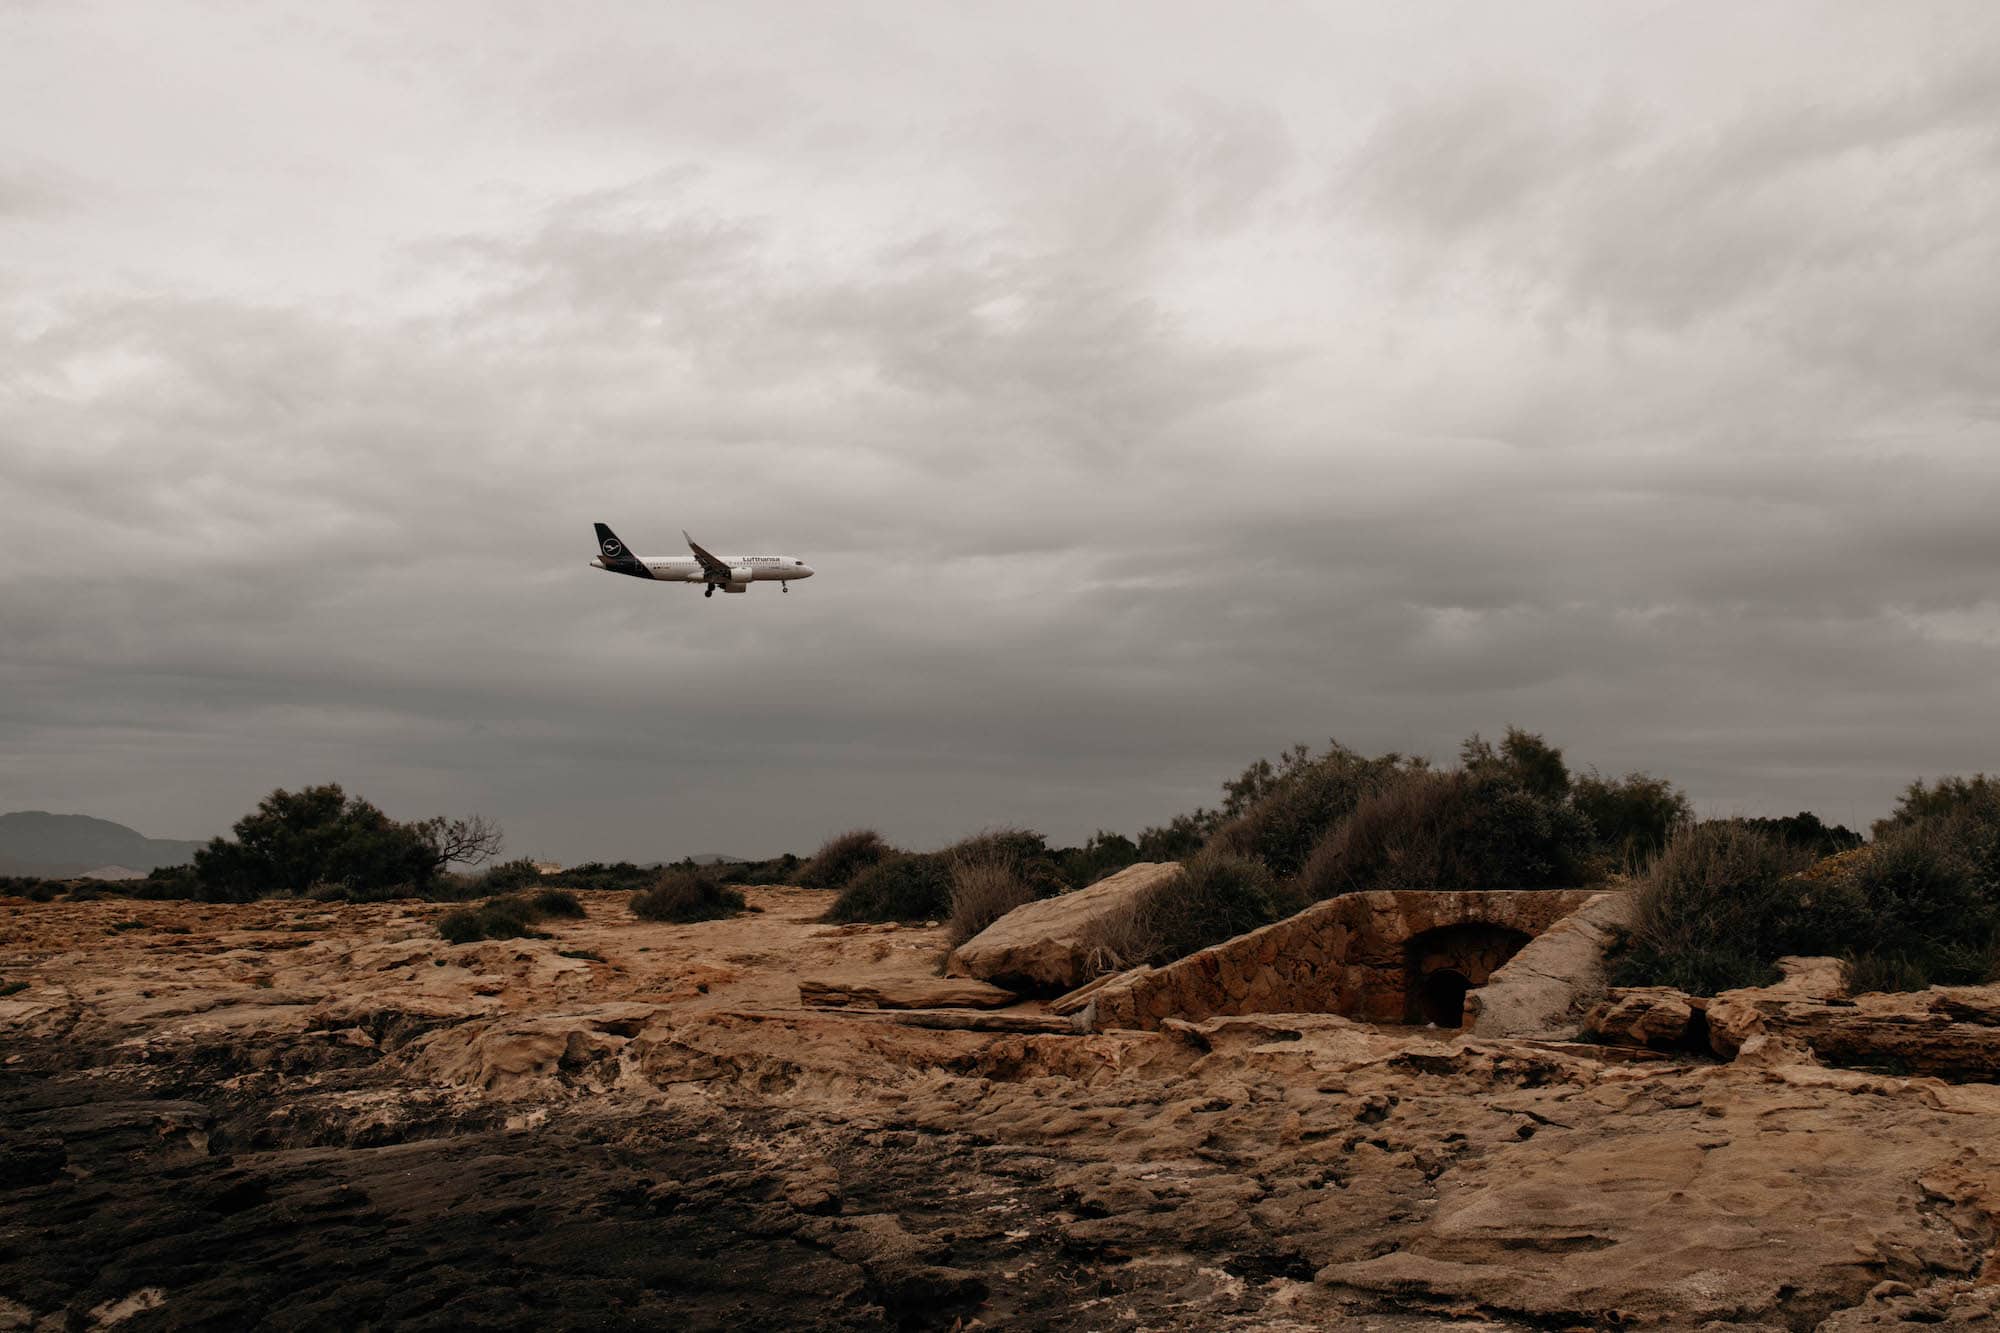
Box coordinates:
[945,860,1037,946]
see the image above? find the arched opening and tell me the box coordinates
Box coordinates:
[1419,968,1471,1027]
[1402,922,1533,1026]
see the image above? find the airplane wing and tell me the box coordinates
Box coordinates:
[683,531,732,579]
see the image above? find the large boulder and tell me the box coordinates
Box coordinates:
[946,862,1181,993]
[1463,890,1632,1038]
[1584,986,1704,1048]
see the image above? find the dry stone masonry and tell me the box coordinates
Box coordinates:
[1085,888,1600,1031]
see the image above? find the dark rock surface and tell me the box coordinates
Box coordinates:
[0,1039,1299,1332]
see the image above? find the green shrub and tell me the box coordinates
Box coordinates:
[1054,831,1140,889]
[472,859,547,894]
[191,785,443,901]
[1295,768,1595,901]
[825,853,953,922]
[1736,812,1864,859]
[1611,821,1845,994]
[127,865,201,900]
[945,861,1037,946]
[1842,816,1999,991]
[438,899,540,944]
[0,876,60,901]
[1209,743,1413,879]
[179,786,502,901]
[1087,852,1283,969]
[1135,813,1210,862]
[527,888,586,919]
[1570,769,1694,870]
[311,879,437,904]
[799,830,895,891]
[438,908,495,944]
[1873,774,2000,839]
[944,828,1066,896]
[630,868,747,923]
[718,853,802,886]
[552,862,656,893]
[1461,728,1572,800]
[435,889,586,943]
[825,829,1065,924]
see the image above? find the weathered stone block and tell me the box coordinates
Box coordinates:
[947,862,1182,993]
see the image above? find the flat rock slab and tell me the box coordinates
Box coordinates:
[798,977,1020,1011]
[1463,890,1633,1038]
[947,862,1182,994]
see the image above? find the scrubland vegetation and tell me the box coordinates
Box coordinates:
[8,730,1991,1007]
[823,828,1064,925]
[1615,776,2000,994]
[437,889,586,944]
[798,831,893,891]
[629,867,748,923]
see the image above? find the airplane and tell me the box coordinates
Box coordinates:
[588,523,815,597]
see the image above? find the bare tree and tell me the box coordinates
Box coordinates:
[417,814,504,869]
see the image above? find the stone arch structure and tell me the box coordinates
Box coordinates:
[1085,889,1600,1031]
[1402,922,1533,1027]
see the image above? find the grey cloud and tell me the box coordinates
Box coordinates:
[3,3,1996,859]
[1341,36,2000,341]
[0,163,78,219]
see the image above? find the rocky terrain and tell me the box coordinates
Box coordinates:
[4,887,1999,1330]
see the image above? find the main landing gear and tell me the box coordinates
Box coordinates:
[704,584,715,598]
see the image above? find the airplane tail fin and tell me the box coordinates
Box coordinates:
[592,523,651,577]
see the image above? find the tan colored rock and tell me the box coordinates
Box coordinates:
[15,886,2000,1329]
[1929,987,2000,1025]
[1732,1031,1819,1068]
[1047,965,1146,1017]
[1706,980,2000,1078]
[945,861,1182,992]
[797,976,1019,1010]
[1584,986,1702,1047]
[1463,890,1633,1038]
[1704,995,1767,1057]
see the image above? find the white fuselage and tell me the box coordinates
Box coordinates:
[593,554,815,584]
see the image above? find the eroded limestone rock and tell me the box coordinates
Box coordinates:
[797,976,1019,1010]
[1462,890,1633,1038]
[11,887,2000,1330]
[1584,987,1704,1048]
[946,861,1182,993]
[1708,979,2000,1078]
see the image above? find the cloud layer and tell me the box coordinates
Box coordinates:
[3,2,1997,858]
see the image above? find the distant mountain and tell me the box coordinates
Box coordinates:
[0,812,207,879]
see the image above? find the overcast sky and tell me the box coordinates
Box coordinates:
[3,2,1998,861]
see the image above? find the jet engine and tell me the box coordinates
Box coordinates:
[721,582,750,594]
[728,565,755,585]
